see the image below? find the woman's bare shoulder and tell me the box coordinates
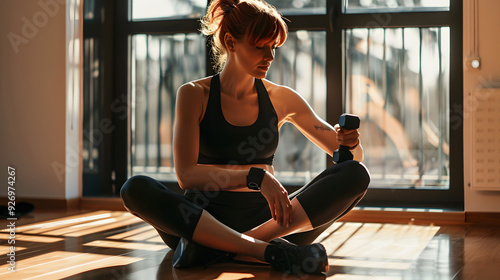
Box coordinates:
[177,76,212,97]
[261,79,313,123]
[176,76,213,121]
[262,79,303,102]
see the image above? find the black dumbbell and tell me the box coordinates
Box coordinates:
[332,113,360,164]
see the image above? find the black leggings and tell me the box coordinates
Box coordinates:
[120,160,370,249]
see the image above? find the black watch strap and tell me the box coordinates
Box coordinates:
[246,167,266,190]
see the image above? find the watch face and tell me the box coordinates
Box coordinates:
[248,182,259,189]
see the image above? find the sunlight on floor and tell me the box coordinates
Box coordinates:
[0,233,63,243]
[0,245,27,255]
[317,222,440,260]
[213,272,256,280]
[83,240,168,251]
[330,258,412,270]
[0,211,446,280]
[0,251,142,280]
[2,211,114,233]
[0,211,143,237]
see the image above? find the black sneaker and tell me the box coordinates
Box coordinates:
[264,243,329,275]
[172,237,235,268]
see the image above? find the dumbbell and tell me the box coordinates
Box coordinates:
[332,113,360,164]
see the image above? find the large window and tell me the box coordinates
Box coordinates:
[130,34,206,181]
[345,27,450,189]
[83,0,463,209]
[333,0,463,208]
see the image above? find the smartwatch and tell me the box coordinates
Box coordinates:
[246,167,266,190]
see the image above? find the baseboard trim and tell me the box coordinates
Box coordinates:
[465,212,500,225]
[0,197,80,210]
[80,197,127,211]
[339,209,466,225]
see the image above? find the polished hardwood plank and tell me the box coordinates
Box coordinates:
[1,210,499,280]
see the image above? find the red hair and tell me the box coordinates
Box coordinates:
[201,0,288,70]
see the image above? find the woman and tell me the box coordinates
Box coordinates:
[121,0,370,275]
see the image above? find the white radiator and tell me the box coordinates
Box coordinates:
[470,88,500,191]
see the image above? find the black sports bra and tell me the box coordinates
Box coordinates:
[197,74,279,165]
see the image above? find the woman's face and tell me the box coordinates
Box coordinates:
[232,36,276,79]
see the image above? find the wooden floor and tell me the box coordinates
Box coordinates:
[1,210,499,280]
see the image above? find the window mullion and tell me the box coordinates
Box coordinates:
[124,19,201,35]
[286,15,328,31]
[337,11,453,28]
[326,2,342,168]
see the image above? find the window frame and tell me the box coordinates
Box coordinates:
[99,0,463,209]
[82,0,116,196]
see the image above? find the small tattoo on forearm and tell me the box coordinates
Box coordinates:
[314,125,332,131]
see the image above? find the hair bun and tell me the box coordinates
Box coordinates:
[220,1,237,14]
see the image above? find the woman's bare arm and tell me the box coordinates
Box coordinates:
[273,85,364,161]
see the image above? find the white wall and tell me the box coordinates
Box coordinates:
[463,0,500,212]
[0,0,81,201]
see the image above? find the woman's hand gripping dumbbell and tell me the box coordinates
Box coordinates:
[333,113,360,164]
